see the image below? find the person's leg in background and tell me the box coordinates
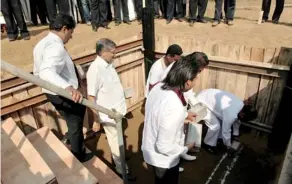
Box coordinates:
[175,0,183,21]
[1,0,19,40]
[225,0,236,25]
[36,0,49,25]
[134,0,142,23]
[10,0,30,40]
[160,0,166,18]
[197,0,208,23]
[213,0,223,26]
[98,0,109,28]
[81,0,91,24]
[45,0,57,22]
[121,0,130,23]
[106,0,113,22]
[189,0,199,26]
[154,0,161,18]
[153,164,180,184]
[261,0,271,22]
[113,0,122,25]
[56,0,70,14]
[166,0,175,23]
[29,0,38,25]
[272,0,285,23]
[90,0,99,31]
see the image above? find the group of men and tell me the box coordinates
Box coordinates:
[33,13,136,180]
[141,44,258,183]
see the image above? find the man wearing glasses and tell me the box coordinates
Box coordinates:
[86,38,136,181]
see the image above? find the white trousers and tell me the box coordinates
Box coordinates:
[102,121,128,174]
[203,109,240,147]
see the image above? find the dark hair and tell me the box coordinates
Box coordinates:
[162,57,200,91]
[239,105,258,122]
[185,52,209,68]
[49,13,76,31]
[96,38,117,55]
[166,44,183,57]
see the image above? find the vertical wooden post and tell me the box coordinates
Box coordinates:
[142,0,155,81]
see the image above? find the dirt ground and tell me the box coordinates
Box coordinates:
[1,0,292,80]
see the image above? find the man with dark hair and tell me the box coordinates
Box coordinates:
[212,0,236,27]
[91,0,109,31]
[262,0,285,24]
[113,0,131,26]
[142,58,199,184]
[189,0,208,26]
[33,13,94,163]
[196,89,258,153]
[86,38,136,181]
[145,44,183,97]
[1,0,30,41]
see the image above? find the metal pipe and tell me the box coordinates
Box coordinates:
[1,60,128,183]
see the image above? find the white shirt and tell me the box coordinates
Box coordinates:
[33,32,78,95]
[161,62,199,106]
[142,83,188,169]
[145,57,167,97]
[87,56,127,124]
[196,89,244,146]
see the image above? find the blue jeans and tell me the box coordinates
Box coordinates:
[81,0,91,22]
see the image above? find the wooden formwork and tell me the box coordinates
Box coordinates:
[1,39,145,136]
[155,35,292,127]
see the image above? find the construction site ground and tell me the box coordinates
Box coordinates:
[1,0,292,183]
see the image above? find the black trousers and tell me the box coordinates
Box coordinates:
[262,0,285,21]
[45,94,86,156]
[91,0,108,26]
[214,0,236,21]
[167,0,183,20]
[135,0,142,20]
[189,0,208,20]
[1,0,29,39]
[113,0,130,22]
[30,0,48,25]
[150,164,180,184]
[44,0,70,22]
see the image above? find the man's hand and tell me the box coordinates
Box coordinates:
[92,121,100,132]
[186,112,197,122]
[186,142,196,150]
[65,86,83,103]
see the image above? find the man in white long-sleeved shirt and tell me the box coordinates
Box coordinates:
[142,57,200,184]
[86,38,135,181]
[33,14,94,162]
[145,44,183,98]
[196,89,258,153]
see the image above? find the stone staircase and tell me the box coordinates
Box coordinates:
[1,118,123,184]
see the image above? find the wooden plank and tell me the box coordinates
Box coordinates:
[264,48,276,63]
[277,47,292,66]
[1,118,56,184]
[19,107,38,134]
[1,94,47,116]
[215,44,229,90]
[1,78,27,91]
[1,94,17,108]
[224,45,240,93]
[45,102,67,135]
[27,127,98,184]
[32,103,49,128]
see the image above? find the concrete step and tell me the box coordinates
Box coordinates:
[83,149,123,184]
[1,118,57,184]
[27,127,98,184]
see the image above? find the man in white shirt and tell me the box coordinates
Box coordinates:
[142,57,200,184]
[86,38,135,181]
[33,14,94,162]
[196,89,258,154]
[145,44,183,98]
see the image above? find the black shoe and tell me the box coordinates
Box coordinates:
[92,25,98,32]
[100,24,110,29]
[262,19,268,23]
[154,15,160,19]
[189,20,195,27]
[197,19,207,23]
[115,21,121,26]
[202,143,217,154]
[166,19,171,24]
[22,35,30,40]
[79,152,95,162]
[124,21,131,25]
[176,18,183,22]
[272,19,279,24]
[8,35,18,41]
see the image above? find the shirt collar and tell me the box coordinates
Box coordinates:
[96,56,112,68]
[48,32,64,46]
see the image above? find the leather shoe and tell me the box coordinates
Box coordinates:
[115,21,121,26]
[124,21,131,25]
[92,25,98,32]
[100,24,110,29]
[176,18,183,22]
[189,20,195,27]
[166,20,171,24]
[197,19,207,23]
